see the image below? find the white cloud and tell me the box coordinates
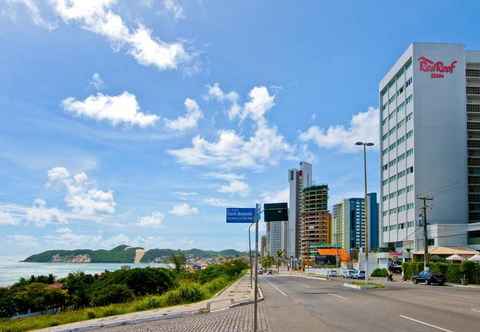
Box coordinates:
[138,212,165,227]
[51,0,190,71]
[260,187,289,204]
[203,197,231,208]
[207,83,240,119]
[0,211,17,225]
[47,166,116,216]
[169,203,199,216]
[62,92,159,127]
[90,72,104,90]
[174,191,199,200]
[170,85,292,170]
[165,98,203,131]
[163,0,184,20]
[25,198,68,226]
[4,0,56,30]
[218,180,249,196]
[299,107,379,153]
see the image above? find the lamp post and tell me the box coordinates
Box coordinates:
[248,223,255,288]
[355,141,374,280]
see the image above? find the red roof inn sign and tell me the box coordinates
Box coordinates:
[418,56,458,79]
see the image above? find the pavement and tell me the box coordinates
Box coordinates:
[36,275,258,332]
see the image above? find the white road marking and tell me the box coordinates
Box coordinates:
[266,281,288,296]
[327,293,347,300]
[400,315,455,332]
[472,308,480,313]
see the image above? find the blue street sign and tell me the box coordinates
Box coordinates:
[226,208,256,223]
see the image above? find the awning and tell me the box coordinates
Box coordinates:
[413,246,479,256]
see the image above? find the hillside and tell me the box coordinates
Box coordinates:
[23,245,143,263]
[24,245,245,263]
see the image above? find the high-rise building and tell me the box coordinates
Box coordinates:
[287,162,313,258]
[266,221,283,256]
[299,185,331,262]
[260,235,267,257]
[379,42,480,253]
[332,193,379,251]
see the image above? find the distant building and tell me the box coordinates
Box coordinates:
[332,193,379,251]
[288,161,312,258]
[299,185,331,262]
[260,235,267,257]
[266,221,283,256]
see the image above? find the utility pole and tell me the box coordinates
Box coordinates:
[253,203,260,332]
[355,141,374,279]
[248,223,254,289]
[417,195,433,271]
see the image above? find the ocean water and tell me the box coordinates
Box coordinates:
[0,258,171,287]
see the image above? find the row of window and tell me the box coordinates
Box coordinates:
[382,166,414,185]
[382,203,415,216]
[381,94,413,125]
[466,69,480,78]
[382,112,413,140]
[382,221,415,232]
[382,130,414,154]
[382,184,414,201]
[380,58,413,101]
[383,148,414,170]
[467,104,480,113]
[383,77,413,109]
[467,87,480,95]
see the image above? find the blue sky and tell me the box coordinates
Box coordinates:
[1,0,479,258]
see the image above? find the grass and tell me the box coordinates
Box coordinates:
[351,281,385,288]
[0,275,239,332]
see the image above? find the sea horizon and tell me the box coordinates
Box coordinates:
[0,259,172,287]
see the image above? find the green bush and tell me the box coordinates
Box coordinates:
[461,261,480,284]
[429,262,449,276]
[90,284,134,306]
[446,264,462,283]
[86,310,96,319]
[134,297,163,311]
[371,268,388,277]
[202,277,229,296]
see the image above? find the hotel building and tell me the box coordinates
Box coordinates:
[380,43,480,253]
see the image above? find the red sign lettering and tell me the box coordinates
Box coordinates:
[418,56,458,79]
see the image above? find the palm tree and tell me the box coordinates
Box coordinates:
[276,249,284,272]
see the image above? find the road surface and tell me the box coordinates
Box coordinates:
[96,275,480,332]
[261,275,480,332]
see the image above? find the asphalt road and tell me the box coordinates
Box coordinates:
[95,276,480,332]
[260,275,480,332]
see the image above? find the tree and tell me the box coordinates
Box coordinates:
[91,284,134,306]
[261,256,274,270]
[276,250,284,272]
[169,251,187,273]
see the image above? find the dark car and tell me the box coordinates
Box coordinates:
[352,270,366,280]
[412,271,446,285]
[389,264,402,274]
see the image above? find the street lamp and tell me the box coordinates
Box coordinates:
[355,141,374,280]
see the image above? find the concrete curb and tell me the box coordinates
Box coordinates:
[343,283,363,290]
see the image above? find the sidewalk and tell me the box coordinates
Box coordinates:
[35,275,261,332]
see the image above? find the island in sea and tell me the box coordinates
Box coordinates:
[23,245,246,265]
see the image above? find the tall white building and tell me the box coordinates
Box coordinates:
[287,161,312,258]
[379,42,480,253]
[266,221,283,256]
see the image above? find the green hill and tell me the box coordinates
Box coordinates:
[24,245,245,263]
[23,245,143,263]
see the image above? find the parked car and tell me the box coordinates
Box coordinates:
[341,269,357,279]
[327,270,338,278]
[389,264,403,274]
[352,270,366,280]
[412,271,446,285]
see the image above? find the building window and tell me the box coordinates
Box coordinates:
[467,87,480,95]
[406,148,414,157]
[406,130,413,139]
[407,203,415,210]
[405,77,413,88]
[466,69,480,78]
[407,166,414,174]
[467,104,480,113]
[406,112,413,122]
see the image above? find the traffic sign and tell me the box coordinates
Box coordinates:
[264,203,288,222]
[226,208,256,223]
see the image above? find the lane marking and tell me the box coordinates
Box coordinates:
[399,315,454,332]
[327,293,347,300]
[266,281,288,296]
[472,308,480,313]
